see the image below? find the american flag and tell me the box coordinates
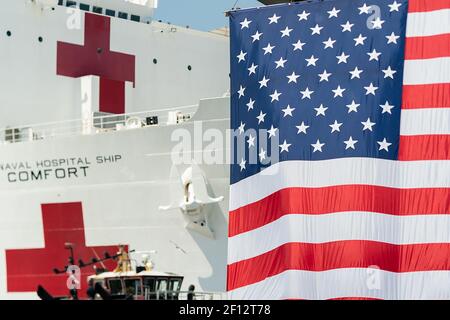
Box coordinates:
[228,0,450,299]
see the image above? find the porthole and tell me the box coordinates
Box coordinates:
[118,12,128,20]
[93,6,103,14]
[6,31,11,37]
[79,3,90,11]
[38,36,43,43]
[105,9,115,17]
[153,58,158,64]
[187,65,192,71]
[66,0,76,7]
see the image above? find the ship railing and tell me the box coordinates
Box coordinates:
[1,105,197,144]
[143,289,227,300]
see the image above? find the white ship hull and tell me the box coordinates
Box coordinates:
[0,0,231,299]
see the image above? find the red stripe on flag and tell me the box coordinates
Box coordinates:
[399,135,450,160]
[286,297,382,300]
[329,297,382,300]
[227,241,450,291]
[408,0,450,12]
[229,186,450,237]
[402,83,450,109]
[405,34,450,60]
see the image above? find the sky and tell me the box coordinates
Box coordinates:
[153,0,262,31]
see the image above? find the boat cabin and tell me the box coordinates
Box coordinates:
[88,270,184,300]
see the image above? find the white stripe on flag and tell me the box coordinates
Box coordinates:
[229,159,450,211]
[406,8,450,37]
[228,269,450,300]
[403,57,450,85]
[228,213,450,264]
[400,108,450,135]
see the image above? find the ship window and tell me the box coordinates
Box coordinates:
[38,36,43,43]
[143,278,156,292]
[157,279,168,291]
[153,58,158,64]
[6,31,11,37]
[79,3,89,11]
[143,278,157,299]
[167,279,181,300]
[187,65,192,71]
[131,15,140,22]
[108,279,123,295]
[169,279,181,292]
[105,9,116,17]
[66,0,76,7]
[118,12,128,20]
[124,279,142,296]
[93,6,103,14]
[58,0,63,5]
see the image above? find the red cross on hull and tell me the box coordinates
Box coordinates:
[6,202,124,298]
[57,13,136,114]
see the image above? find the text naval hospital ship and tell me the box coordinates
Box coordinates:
[0,0,276,299]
